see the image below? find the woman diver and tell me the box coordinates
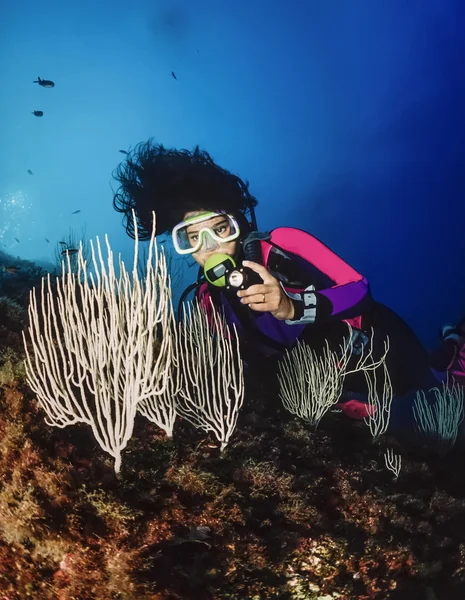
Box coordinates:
[112,139,452,416]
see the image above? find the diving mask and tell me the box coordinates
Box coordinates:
[172,211,240,255]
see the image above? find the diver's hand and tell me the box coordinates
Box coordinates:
[236,260,295,320]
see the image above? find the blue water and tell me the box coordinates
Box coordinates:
[1,0,464,350]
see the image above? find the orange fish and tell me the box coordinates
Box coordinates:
[4,266,20,274]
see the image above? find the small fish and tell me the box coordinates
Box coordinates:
[33,77,55,88]
[334,399,377,420]
[187,525,211,541]
[44,238,50,243]
[71,210,81,214]
[14,237,20,243]
[27,169,34,175]
[171,71,177,80]
[58,241,67,245]
[4,266,20,274]
[119,150,128,155]
[170,525,211,548]
[61,248,78,256]
[32,110,44,117]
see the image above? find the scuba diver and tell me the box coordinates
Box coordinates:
[112,139,455,417]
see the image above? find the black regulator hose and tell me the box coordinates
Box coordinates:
[241,231,270,265]
[176,270,205,322]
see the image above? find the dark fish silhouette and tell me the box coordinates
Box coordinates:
[27,169,34,175]
[71,210,81,214]
[62,248,78,256]
[34,77,55,88]
[171,71,177,80]
[14,238,20,243]
[45,238,50,243]
[32,111,44,117]
[58,241,67,245]
[119,150,128,155]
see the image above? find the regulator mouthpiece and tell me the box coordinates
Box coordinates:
[204,254,237,287]
[204,254,263,290]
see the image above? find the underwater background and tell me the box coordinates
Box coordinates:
[1,0,465,348]
[1,2,465,598]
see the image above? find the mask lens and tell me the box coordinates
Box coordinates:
[173,212,240,254]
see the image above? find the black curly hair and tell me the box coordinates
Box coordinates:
[112,139,258,240]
